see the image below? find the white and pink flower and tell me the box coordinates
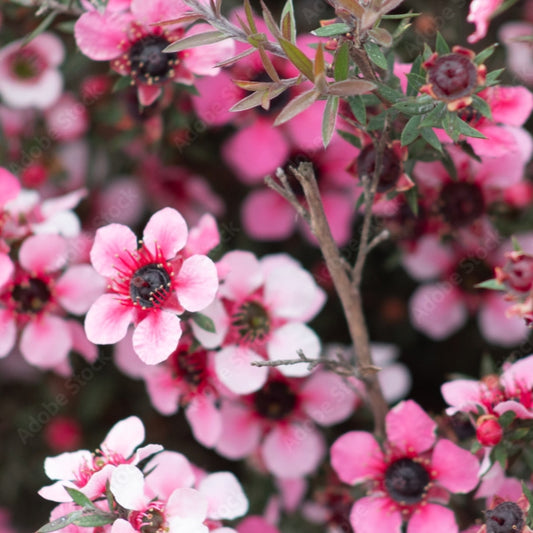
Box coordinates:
[84,207,219,364]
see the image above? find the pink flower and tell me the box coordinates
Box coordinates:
[0,32,64,109]
[39,416,163,503]
[467,0,504,43]
[331,400,480,533]
[0,233,104,368]
[214,369,359,478]
[74,1,234,106]
[84,207,219,364]
[499,22,533,86]
[192,251,326,394]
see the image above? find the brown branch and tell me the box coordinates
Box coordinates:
[265,170,310,224]
[289,162,388,438]
[32,0,83,16]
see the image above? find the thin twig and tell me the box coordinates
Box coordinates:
[265,170,310,223]
[33,0,83,16]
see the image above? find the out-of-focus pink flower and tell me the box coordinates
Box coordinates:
[499,22,533,86]
[467,0,504,43]
[0,32,64,109]
[45,93,89,141]
[331,400,480,533]
[85,207,219,364]
[44,416,83,453]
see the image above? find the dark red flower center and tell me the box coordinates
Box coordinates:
[427,53,478,101]
[139,507,166,533]
[384,458,430,504]
[485,501,525,533]
[129,264,171,308]
[232,300,270,343]
[253,380,297,420]
[8,48,45,80]
[439,182,485,227]
[129,35,175,82]
[455,259,494,293]
[356,144,401,193]
[171,345,208,388]
[12,278,51,314]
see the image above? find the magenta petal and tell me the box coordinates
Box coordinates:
[215,346,268,394]
[56,265,106,315]
[0,168,20,205]
[0,253,14,289]
[262,423,325,478]
[137,84,161,107]
[130,0,189,24]
[19,234,67,273]
[386,400,436,454]
[84,294,134,345]
[350,497,402,533]
[90,223,137,278]
[185,394,222,448]
[175,255,218,312]
[142,207,188,259]
[132,311,181,364]
[331,431,384,484]
[74,12,132,60]
[432,439,479,493]
[494,400,533,419]
[407,503,458,533]
[20,316,71,368]
[186,214,220,256]
[0,309,16,358]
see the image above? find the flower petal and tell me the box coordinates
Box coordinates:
[132,311,181,364]
[167,487,208,523]
[84,294,134,345]
[110,465,146,510]
[142,207,188,259]
[185,394,222,448]
[90,223,137,278]
[103,416,145,457]
[145,451,195,498]
[0,309,16,358]
[217,251,263,301]
[406,502,458,533]
[431,439,479,493]
[56,265,106,315]
[215,403,261,459]
[350,497,402,533]
[198,472,249,520]
[214,346,268,394]
[175,255,218,312]
[19,234,67,272]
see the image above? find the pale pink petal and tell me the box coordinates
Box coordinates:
[466,0,504,44]
[386,400,436,454]
[145,371,181,415]
[190,299,228,349]
[38,480,77,503]
[145,451,195,498]
[114,328,149,378]
[110,465,147,510]
[379,363,412,404]
[0,167,20,205]
[130,0,189,24]
[103,416,145,457]
[132,311,182,364]
[67,319,98,363]
[215,403,261,459]
[175,255,218,312]
[217,251,263,301]
[166,487,208,523]
[19,234,67,272]
[222,121,289,185]
[241,189,295,241]
[350,497,402,533]
[407,503,458,533]
[133,443,164,463]
[237,517,280,533]
[301,370,358,426]
[478,292,528,347]
[0,309,16,358]
[185,394,222,448]
[198,472,248,520]
[494,400,533,419]
[112,519,136,533]
[409,284,468,340]
[84,294,134,344]
[142,207,188,259]
[432,439,479,493]
[20,316,71,368]
[330,431,384,484]
[267,323,321,378]
[74,12,132,60]
[215,346,268,394]
[440,379,482,415]
[90,223,137,278]
[44,450,91,480]
[501,354,533,391]
[262,423,325,478]
[263,264,326,321]
[276,477,307,513]
[56,265,106,314]
[402,235,455,281]
[477,151,526,188]
[186,214,220,256]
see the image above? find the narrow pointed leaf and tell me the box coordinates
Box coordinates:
[37,512,84,533]
[335,0,365,17]
[274,89,320,125]
[327,79,376,96]
[419,127,442,152]
[363,41,388,70]
[21,11,56,46]
[278,38,314,81]
[312,23,351,37]
[314,43,326,80]
[230,90,268,112]
[471,94,492,120]
[474,279,505,291]
[348,95,366,124]
[281,0,297,42]
[435,32,450,54]
[337,130,362,148]
[192,313,216,333]
[452,115,487,139]
[73,514,116,528]
[475,43,498,65]
[257,45,281,82]
[214,47,256,68]
[65,488,97,509]
[334,41,349,81]
[322,95,339,147]
[260,0,282,39]
[163,31,229,53]
[368,27,393,47]
[243,0,258,34]
[401,115,421,146]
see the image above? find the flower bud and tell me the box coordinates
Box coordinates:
[476,415,503,446]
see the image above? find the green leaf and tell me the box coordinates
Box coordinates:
[485,68,505,86]
[274,89,320,125]
[367,111,387,132]
[312,23,351,37]
[278,38,314,81]
[376,82,404,102]
[337,130,362,148]
[364,42,388,70]
[452,115,487,139]
[419,102,446,127]
[322,96,339,147]
[37,512,84,533]
[405,72,426,93]
[419,127,442,152]
[65,488,96,510]
[522,448,533,471]
[327,79,376,96]
[498,410,516,428]
[382,12,421,19]
[112,76,133,93]
[474,43,498,65]
[192,313,216,334]
[470,94,492,120]
[392,95,436,115]
[512,236,523,252]
[280,0,297,43]
[522,481,533,525]
[470,440,482,454]
[404,185,419,216]
[492,444,507,469]
[348,95,366,124]
[21,11,57,46]
[435,32,450,55]
[73,514,115,528]
[401,115,421,146]
[163,31,230,53]
[56,21,76,33]
[443,112,460,142]
[334,42,350,82]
